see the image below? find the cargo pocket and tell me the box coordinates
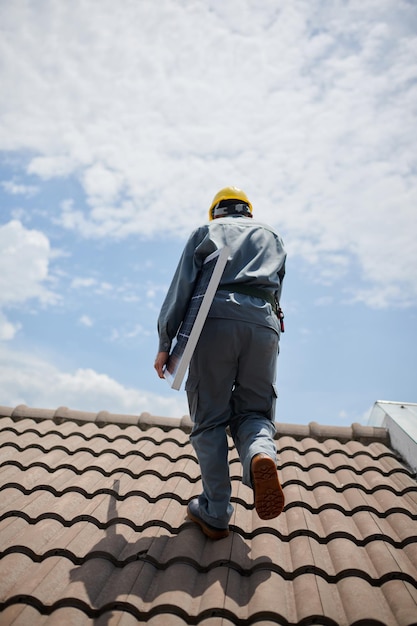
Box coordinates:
[270,383,278,422]
[185,375,199,423]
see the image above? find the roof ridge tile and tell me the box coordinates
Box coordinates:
[1,405,388,444]
[0,405,194,433]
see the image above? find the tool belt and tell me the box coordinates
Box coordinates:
[218,283,285,332]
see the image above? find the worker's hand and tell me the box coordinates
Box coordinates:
[154,351,169,379]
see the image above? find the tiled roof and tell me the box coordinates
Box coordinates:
[1,404,417,626]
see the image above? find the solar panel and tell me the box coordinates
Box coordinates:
[164,246,230,390]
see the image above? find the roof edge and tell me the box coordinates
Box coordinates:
[368,400,417,472]
[0,404,389,444]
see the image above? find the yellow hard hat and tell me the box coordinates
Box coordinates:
[208,186,253,221]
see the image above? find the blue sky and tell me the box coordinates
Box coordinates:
[0,0,416,426]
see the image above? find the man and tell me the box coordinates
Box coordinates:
[154,186,286,540]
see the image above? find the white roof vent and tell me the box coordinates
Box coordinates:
[368,400,417,474]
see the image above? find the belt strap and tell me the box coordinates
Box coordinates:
[218,282,275,308]
[218,283,285,332]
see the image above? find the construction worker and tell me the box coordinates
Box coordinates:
[154,187,286,539]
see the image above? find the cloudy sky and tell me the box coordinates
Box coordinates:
[1,0,416,426]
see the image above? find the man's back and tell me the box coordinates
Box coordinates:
[204,215,286,331]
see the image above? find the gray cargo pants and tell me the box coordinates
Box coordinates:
[185,317,279,529]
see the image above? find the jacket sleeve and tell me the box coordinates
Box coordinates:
[275,235,286,304]
[157,227,214,352]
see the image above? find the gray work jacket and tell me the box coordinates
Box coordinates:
[157,215,286,352]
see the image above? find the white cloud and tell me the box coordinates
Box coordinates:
[70,276,114,294]
[71,277,97,289]
[0,220,56,307]
[0,345,188,418]
[70,274,141,306]
[110,323,151,343]
[82,163,124,205]
[0,311,21,341]
[0,220,58,340]
[0,1,416,306]
[79,314,93,327]
[1,179,38,196]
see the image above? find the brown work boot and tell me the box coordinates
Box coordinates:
[187,498,230,540]
[251,453,285,519]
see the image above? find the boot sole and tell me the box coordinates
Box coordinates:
[252,454,285,520]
